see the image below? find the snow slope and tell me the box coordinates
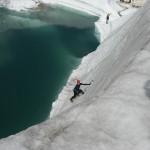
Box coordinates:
[0,0,150,150]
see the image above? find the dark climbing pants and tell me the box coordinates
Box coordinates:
[70,89,84,100]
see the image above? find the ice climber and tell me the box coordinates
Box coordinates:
[70,80,91,102]
[106,13,111,24]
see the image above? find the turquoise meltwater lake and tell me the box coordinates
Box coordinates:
[0,6,99,138]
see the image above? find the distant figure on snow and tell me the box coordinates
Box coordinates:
[70,80,91,102]
[106,13,111,24]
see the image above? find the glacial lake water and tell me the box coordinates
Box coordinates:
[0,6,99,138]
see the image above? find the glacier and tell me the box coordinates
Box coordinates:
[0,0,150,150]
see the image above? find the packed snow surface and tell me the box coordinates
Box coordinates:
[0,0,150,150]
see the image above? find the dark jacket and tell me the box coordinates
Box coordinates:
[74,83,90,92]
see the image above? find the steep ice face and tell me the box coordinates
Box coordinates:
[50,1,146,117]
[0,0,149,150]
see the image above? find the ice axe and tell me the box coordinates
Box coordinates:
[90,80,94,84]
[84,80,93,92]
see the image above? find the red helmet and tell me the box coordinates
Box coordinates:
[77,80,80,84]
